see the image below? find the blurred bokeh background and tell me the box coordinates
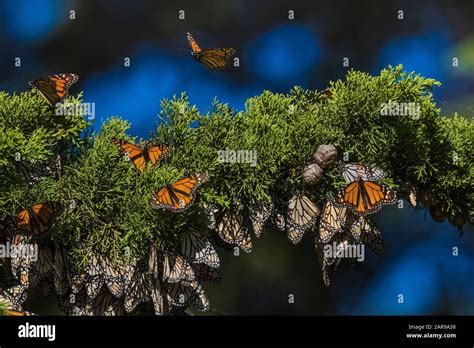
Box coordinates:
[1,0,473,315]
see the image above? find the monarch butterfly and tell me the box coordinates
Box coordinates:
[0,285,28,311]
[53,246,71,297]
[335,179,396,216]
[151,172,209,212]
[16,202,62,236]
[272,212,286,231]
[191,263,221,283]
[13,154,62,185]
[319,200,353,243]
[166,281,197,309]
[286,193,320,244]
[84,253,127,298]
[248,202,274,238]
[187,32,236,70]
[315,229,354,287]
[350,216,384,257]
[4,309,36,316]
[110,138,173,173]
[166,280,209,311]
[337,162,385,184]
[9,233,54,288]
[29,73,79,106]
[181,227,220,268]
[215,212,252,253]
[146,244,164,315]
[87,288,124,316]
[33,278,54,298]
[162,252,195,284]
[124,265,151,313]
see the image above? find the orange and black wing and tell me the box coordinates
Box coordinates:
[335,180,396,216]
[197,48,236,70]
[29,73,79,106]
[187,32,202,53]
[111,138,147,173]
[187,32,235,70]
[16,202,61,236]
[146,144,173,167]
[151,173,208,212]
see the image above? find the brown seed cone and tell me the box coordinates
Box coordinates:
[417,189,438,207]
[448,214,466,228]
[302,163,324,185]
[313,144,338,169]
[429,204,447,223]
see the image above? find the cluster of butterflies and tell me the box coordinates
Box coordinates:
[0,201,221,315]
[202,162,396,287]
[2,122,214,315]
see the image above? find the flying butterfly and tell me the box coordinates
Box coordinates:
[187,32,236,70]
[110,138,173,173]
[29,73,79,106]
[151,172,209,212]
[15,202,62,236]
[286,193,320,245]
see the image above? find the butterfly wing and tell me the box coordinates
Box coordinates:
[249,202,273,238]
[197,48,236,70]
[187,32,202,53]
[124,266,151,313]
[16,202,61,236]
[146,144,173,166]
[216,212,252,253]
[29,73,79,106]
[191,264,221,283]
[350,217,384,256]
[181,227,220,268]
[319,200,354,243]
[0,285,28,311]
[162,253,195,284]
[286,194,320,244]
[151,172,208,212]
[335,180,396,216]
[111,138,147,173]
[337,162,385,183]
